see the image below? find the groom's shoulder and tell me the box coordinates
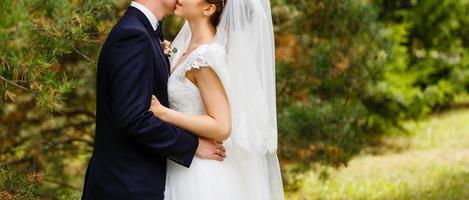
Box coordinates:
[107,14,149,43]
[116,13,147,32]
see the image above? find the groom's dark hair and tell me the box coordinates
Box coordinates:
[205,0,227,27]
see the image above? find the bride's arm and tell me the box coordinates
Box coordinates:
[149,67,231,141]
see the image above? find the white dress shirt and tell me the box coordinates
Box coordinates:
[130,1,159,31]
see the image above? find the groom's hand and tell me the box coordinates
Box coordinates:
[196,137,226,161]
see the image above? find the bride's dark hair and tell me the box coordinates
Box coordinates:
[205,0,227,27]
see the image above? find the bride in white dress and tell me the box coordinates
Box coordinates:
[149,0,284,199]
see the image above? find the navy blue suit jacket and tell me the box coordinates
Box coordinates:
[82,7,198,200]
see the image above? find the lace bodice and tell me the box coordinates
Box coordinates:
[168,43,228,115]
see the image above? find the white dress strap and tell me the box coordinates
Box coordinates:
[178,43,230,90]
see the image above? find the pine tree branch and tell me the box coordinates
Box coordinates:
[72,45,93,62]
[0,157,34,167]
[44,178,81,191]
[52,109,96,119]
[0,76,39,97]
[0,136,33,155]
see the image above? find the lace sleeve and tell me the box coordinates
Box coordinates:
[182,43,231,90]
[183,43,226,70]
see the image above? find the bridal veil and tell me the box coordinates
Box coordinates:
[170,0,284,198]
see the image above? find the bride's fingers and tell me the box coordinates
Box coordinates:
[162,40,172,55]
[216,147,226,157]
[212,154,224,161]
[215,144,225,153]
[163,40,171,46]
[211,138,224,145]
[213,150,226,160]
[205,150,224,161]
[164,47,171,55]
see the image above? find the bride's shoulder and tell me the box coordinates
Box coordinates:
[207,42,225,51]
[194,42,227,66]
[183,42,227,73]
[199,42,226,57]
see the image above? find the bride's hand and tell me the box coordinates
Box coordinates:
[162,40,172,55]
[149,95,166,117]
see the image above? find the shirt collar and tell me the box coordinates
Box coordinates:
[130,1,159,31]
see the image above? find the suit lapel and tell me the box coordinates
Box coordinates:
[125,7,170,76]
[151,36,171,75]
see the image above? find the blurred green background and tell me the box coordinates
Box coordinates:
[1,0,469,199]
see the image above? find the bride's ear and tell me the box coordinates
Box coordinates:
[203,4,216,17]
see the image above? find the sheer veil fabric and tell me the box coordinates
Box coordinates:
[169,0,284,199]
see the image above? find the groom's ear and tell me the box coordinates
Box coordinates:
[203,4,216,17]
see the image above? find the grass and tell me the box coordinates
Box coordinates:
[286,108,469,200]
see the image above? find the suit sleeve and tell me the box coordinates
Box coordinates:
[107,28,198,168]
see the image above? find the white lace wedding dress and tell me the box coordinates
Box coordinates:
[164,43,242,200]
[164,42,284,200]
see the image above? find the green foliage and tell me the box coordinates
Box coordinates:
[273,0,390,167]
[1,0,122,198]
[369,0,469,119]
[1,0,469,198]
[0,0,116,109]
[0,166,40,200]
[273,0,469,171]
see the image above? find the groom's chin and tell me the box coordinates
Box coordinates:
[168,8,176,15]
[173,6,184,17]
[166,4,176,14]
[163,0,177,15]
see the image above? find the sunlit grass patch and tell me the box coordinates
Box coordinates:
[287,109,469,200]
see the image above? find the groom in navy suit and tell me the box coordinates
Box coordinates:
[82,1,226,199]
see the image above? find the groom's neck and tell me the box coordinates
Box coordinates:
[134,0,166,20]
